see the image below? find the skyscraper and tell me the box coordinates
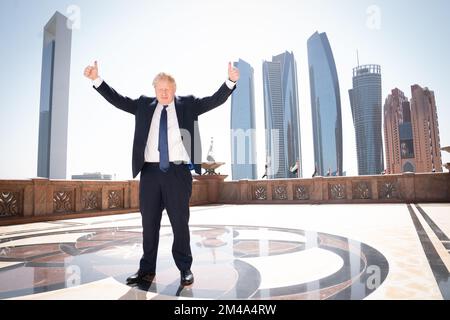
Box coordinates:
[230,59,257,180]
[307,31,343,176]
[263,51,302,179]
[349,65,384,176]
[384,86,443,174]
[410,85,442,172]
[384,88,415,173]
[37,12,72,179]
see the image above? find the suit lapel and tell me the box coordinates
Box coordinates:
[146,99,158,121]
[141,98,158,140]
[175,97,184,129]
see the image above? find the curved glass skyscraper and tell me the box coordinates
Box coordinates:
[349,65,384,175]
[263,51,302,179]
[307,32,343,176]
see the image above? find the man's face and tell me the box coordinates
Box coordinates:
[155,79,176,105]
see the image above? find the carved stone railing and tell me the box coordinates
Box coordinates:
[218,172,450,204]
[0,179,139,225]
[1,173,449,225]
[0,176,222,225]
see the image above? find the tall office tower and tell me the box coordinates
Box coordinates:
[37,12,72,179]
[307,31,343,176]
[384,88,415,174]
[410,85,442,172]
[230,59,257,180]
[263,51,302,179]
[349,65,384,175]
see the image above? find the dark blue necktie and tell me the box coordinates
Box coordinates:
[158,105,170,172]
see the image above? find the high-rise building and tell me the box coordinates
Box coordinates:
[230,59,257,180]
[349,65,384,175]
[37,12,72,179]
[263,51,302,179]
[384,88,415,173]
[383,86,442,174]
[410,85,442,172]
[307,31,343,176]
[72,172,113,180]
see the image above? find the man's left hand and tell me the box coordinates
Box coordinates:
[228,62,240,83]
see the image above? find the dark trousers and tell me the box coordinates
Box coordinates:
[139,162,193,273]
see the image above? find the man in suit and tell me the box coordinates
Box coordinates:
[84,61,239,286]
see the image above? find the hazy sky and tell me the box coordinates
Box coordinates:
[1,0,449,180]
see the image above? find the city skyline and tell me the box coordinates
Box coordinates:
[1,0,450,180]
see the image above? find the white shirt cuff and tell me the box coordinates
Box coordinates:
[93,78,103,88]
[226,79,236,90]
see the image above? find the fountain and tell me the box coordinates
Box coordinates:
[442,146,450,172]
[200,137,226,176]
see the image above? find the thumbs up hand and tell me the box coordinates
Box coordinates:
[84,61,100,81]
[228,62,240,83]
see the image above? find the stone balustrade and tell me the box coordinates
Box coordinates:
[0,172,449,225]
[218,172,450,204]
[0,178,139,225]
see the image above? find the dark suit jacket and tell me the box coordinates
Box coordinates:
[94,81,235,178]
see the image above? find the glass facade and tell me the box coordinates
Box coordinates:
[263,51,302,179]
[37,12,72,179]
[230,59,257,180]
[399,122,414,159]
[349,65,384,175]
[37,40,55,178]
[307,32,343,176]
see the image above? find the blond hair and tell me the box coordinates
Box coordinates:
[152,72,177,89]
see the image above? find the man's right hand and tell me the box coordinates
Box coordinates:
[84,61,99,81]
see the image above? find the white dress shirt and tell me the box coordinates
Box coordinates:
[93,78,236,164]
[144,101,190,163]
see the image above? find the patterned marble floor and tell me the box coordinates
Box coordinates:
[0,203,449,300]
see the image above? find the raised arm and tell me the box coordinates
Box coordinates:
[195,62,240,116]
[84,61,138,115]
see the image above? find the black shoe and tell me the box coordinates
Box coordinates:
[126,271,155,285]
[180,270,194,286]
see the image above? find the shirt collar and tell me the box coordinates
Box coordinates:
[158,101,175,110]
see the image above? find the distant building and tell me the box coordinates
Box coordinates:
[384,88,415,173]
[307,31,343,176]
[349,65,384,175]
[263,51,302,179]
[72,173,113,180]
[37,12,72,179]
[410,85,442,172]
[383,86,442,173]
[230,59,257,180]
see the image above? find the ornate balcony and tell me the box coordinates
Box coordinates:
[1,172,449,225]
[219,172,450,204]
